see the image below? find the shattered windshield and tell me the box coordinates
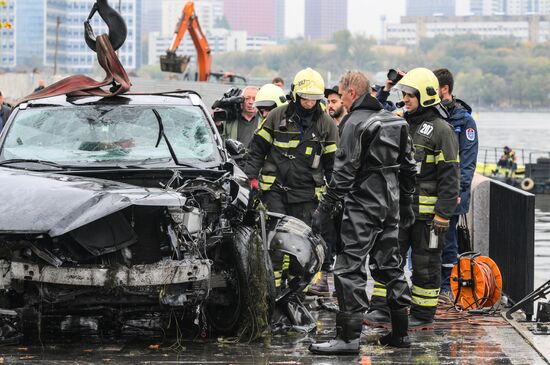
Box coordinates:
[0,105,221,167]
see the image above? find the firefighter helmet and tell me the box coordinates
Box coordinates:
[255,83,288,110]
[394,67,441,108]
[291,68,325,101]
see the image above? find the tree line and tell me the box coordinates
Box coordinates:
[205,31,550,110]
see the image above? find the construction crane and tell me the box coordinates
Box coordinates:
[160,1,246,83]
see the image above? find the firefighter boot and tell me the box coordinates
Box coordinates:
[306,271,330,297]
[309,312,362,355]
[379,309,410,348]
[363,309,391,328]
[409,315,434,331]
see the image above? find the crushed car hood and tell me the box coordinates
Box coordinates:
[0,168,186,237]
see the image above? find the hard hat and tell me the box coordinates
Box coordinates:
[394,67,441,108]
[255,83,288,109]
[292,67,325,101]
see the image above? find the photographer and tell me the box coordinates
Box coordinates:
[213,86,260,147]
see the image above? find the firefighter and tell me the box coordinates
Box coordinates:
[308,70,416,355]
[254,83,288,120]
[244,68,338,292]
[365,68,460,330]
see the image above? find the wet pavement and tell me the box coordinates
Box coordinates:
[0,304,547,365]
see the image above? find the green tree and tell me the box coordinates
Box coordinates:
[332,30,352,59]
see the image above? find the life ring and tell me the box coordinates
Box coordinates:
[521,178,535,191]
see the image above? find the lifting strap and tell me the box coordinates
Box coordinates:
[17,33,131,105]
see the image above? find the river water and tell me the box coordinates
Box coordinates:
[477,112,549,289]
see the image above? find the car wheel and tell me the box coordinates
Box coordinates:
[205,225,274,337]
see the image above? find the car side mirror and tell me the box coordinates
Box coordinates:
[225,139,245,156]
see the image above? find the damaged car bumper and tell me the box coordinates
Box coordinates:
[0,259,211,288]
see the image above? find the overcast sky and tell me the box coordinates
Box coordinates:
[285,0,407,39]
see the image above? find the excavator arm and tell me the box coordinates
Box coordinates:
[160,1,211,81]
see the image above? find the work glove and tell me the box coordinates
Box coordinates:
[311,203,333,235]
[399,202,415,229]
[249,178,259,191]
[432,214,450,235]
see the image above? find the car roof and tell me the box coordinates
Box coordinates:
[18,91,205,109]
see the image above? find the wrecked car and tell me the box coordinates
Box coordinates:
[0,92,325,343]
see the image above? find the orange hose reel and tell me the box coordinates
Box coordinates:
[450,252,503,310]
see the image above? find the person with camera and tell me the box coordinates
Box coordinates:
[216,86,260,147]
[364,68,460,331]
[433,68,478,296]
[308,70,416,355]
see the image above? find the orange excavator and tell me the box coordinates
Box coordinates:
[160,1,246,83]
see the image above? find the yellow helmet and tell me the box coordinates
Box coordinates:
[255,83,288,110]
[292,67,325,101]
[395,67,441,108]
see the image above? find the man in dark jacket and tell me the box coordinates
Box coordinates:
[433,68,479,294]
[219,86,261,147]
[365,68,460,330]
[309,70,416,355]
[0,91,12,132]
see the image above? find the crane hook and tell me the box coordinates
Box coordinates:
[84,0,128,52]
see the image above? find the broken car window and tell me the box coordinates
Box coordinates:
[0,105,220,166]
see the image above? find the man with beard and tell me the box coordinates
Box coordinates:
[325,85,347,126]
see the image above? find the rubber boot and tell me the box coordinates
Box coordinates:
[379,309,410,348]
[309,312,362,355]
[362,309,391,328]
[306,271,330,297]
[408,314,434,331]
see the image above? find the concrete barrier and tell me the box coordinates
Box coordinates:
[470,173,535,316]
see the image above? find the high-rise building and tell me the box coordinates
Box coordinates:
[304,0,348,40]
[0,0,16,69]
[406,0,456,16]
[223,0,284,39]
[15,0,45,70]
[142,1,162,37]
[44,0,141,73]
[470,0,505,15]
[161,0,223,37]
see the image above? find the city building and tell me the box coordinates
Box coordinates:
[386,15,550,44]
[149,28,276,68]
[14,0,45,70]
[304,0,347,40]
[44,0,142,74]
[141,1,162,37]
[406,0,456,16]
[470,0,505,15]
[161,0,223,37]
[0,0,16,69]
[223,0,284,39]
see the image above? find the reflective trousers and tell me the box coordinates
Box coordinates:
[370,220,442,321]
[334,200,411,314]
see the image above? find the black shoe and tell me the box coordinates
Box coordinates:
[362,309,391,328]
[379,332,411,348]
[378,308,411,348]
[408,315,434,331]
[309,312,362,355]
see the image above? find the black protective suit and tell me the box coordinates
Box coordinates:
[369,106,460,322]
[313,93,415,344]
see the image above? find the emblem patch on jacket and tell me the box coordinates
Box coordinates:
[417,122,434,138]
[466,128,476,141]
